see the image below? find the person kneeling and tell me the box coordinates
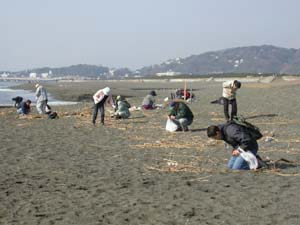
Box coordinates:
[167,101,193,132]
[207,122,260,170]
[114,95,131,119]
[17,100,31,115]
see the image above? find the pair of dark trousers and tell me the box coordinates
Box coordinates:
[92,102,105,124]
[223,98,237,120]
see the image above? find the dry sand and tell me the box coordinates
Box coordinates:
[1,80,300,225]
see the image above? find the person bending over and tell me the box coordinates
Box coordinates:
[168,101,194,132]
[207,122,259,170]
[12,96,23,108]
[17,100,31,115]
[92,87,115,126]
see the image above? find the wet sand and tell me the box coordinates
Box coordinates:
[1,79,300,225]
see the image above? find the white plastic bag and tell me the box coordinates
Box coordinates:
[238,147,258,170]
[165,119,178,132]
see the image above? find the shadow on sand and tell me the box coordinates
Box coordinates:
[190,128,207,133]
[245,113,278,120]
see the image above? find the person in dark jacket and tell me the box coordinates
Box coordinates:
[207,122,259,170]
[12,96,23,108]
[17,100,31,115]
[168,101,194,131]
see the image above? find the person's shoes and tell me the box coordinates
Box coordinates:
[101,122,105,126]
[92,121,96,126]
[176,127,182,131]
[183,127,189,132]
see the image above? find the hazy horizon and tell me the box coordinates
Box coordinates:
[1,0,300,71]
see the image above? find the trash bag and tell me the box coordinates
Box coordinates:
[238,147,258,170]
[165,119,178,132]
[48,112,58,119]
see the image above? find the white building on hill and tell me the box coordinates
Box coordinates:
[29,73,37,78]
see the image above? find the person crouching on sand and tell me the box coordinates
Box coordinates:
[168,101,194,132]
[92,87,115,126]
[207,122,260,170]
[142,90,157,110]
[114,95,131,119]
[17,99,31,115]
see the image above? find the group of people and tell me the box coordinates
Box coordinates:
[14,80,260,171]
[14,84,50,116]
[92,87,132,126]
[93,80,262,171]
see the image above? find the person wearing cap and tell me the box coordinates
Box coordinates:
[35,84,48,114]
[168,101,194,131]
[92,87,116,125]
[207,122,260,170]
[114,95,131,119]
[222,80,241,121]
[142,90,157,110]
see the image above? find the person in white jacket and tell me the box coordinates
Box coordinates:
[222,80,241,121]
[35,84,48,114]
[92,87,115,125]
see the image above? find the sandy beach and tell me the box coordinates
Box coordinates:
[1,79,300,225]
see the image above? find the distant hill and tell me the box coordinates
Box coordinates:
[4,45,300,78]
[137,45,300,76]
[16,64,110,78]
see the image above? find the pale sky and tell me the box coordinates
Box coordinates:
[1,0,300,71]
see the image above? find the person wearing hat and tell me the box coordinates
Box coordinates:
[114,95,131,119]
[92,87,116,125]
[222,80,241,121]
[142,90,157,110]
[168,101,194,131]
[35,83,48,114]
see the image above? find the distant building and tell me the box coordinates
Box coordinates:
[156,70,181,77]
[41,73,49,78]
[1,72,9,78]
[29,73,37,78]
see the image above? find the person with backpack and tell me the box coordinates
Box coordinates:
[92,87,115,126]
[168,101,194,132]
[207,119,262,170]
[222,80,241,121]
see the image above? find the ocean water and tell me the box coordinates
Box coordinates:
[0,81,77,106]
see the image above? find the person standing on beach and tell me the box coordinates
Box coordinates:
[35,84,48,114]
[92,87,115,126]
[142,90,157,110]
[207,122,260,170]
[222,80,241,121]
